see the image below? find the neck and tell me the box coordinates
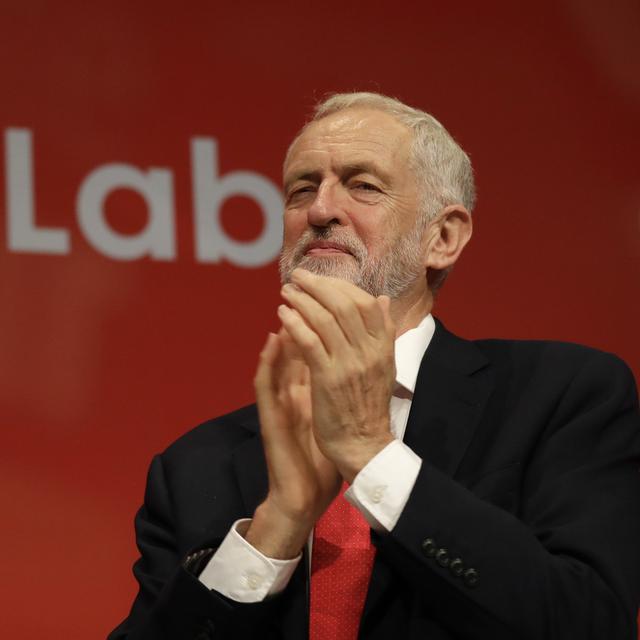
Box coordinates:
[390,284,433,337]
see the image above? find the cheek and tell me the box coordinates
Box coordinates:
[282,211,307,245]
[348,210,391,250]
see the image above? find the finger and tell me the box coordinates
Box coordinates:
[255,334,291,452]
[290,269,388,341]
[277,326,298,370]
[255,332,279,383]
[281,284,350,355]
[256,332,300,431]
[254,332,281,417]
[377,295,396,336]
[278,326,304,362]
[288,271,373,345]
[255,333,308,473]
[277,304,329,370]
[278,326,310,387]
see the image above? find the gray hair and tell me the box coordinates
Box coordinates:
[285,91,476,291]
[288,91,476,225]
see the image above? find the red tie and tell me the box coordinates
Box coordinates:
[309,482,376,640]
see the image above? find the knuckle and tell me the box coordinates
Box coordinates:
[344,360,365,380]
[334,300,352,317]
[361,297,378,314]
[324,377,341,393]
[300,333,319,351]
[316,311,333,329]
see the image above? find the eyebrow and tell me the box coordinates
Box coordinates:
[283,161,393,193]
[283,171,321,193]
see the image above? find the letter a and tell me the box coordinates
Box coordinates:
[76,164,176,261]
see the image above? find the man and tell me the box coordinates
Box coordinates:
[109,93,640,639]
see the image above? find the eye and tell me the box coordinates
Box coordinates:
[286,185,316,203]
[357,182,375,189]
[351,181,381,194]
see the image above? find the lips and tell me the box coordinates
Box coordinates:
[304,241,352,256]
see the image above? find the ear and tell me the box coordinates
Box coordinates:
[424,204,472,271]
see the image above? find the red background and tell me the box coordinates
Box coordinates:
[1,1,638,637]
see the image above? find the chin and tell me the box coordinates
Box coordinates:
[284,254,360,283]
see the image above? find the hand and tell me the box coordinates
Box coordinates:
[278,269,397,483]
[246,328,341,559]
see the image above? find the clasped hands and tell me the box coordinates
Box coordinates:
[245,268,397,559]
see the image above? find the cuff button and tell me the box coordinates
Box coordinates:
[421,538,437,558]
[463,568,479,588]
[371,486,385,503]
[435,548,450,567]
[449,557,464,577]
[246,573,263,590]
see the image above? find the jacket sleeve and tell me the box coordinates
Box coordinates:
[107,454,288,640]
[376,351,640,639]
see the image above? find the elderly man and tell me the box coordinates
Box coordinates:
[109,93,640,640]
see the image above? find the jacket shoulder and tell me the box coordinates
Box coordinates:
[470,337,637,399]
[473,337,631,369]
[161,403,259,463]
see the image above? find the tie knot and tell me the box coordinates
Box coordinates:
[393,383,413,400]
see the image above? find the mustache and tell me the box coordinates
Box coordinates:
[290,227,368,263]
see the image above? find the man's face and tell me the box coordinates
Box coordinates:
[279,108,426,298]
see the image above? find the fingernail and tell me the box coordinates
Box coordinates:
[281,283,294,295]
[277,304,289,315]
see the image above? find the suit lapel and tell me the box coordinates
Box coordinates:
[403,319,493,475]
[361,320,494,635]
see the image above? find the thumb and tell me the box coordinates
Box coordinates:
[377,295,395,332]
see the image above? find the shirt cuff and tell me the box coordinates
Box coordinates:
[345,439,422,532]
[198,519,301,602]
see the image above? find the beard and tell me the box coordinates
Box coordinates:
[278,223,425,298]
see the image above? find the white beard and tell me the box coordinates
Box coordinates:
[279,224,425,298]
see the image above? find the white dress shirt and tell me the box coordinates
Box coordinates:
[198,314,436,602]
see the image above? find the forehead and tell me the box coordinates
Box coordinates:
[284,108,413,178]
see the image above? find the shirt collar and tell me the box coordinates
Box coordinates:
[394,314,435,395]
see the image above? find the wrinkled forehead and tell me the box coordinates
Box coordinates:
[283,108,414,177]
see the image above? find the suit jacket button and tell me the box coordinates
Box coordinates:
[436,548,450,567]
[464,568,479,587]
[421,538,437,558]
[449,557,464,577]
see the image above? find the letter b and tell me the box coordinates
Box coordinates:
[191,138,283,267]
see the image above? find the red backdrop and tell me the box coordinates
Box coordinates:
[1,1,638,637]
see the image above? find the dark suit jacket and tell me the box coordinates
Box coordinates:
[109,321,640,639]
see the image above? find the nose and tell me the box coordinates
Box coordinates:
[306,180,347,228]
